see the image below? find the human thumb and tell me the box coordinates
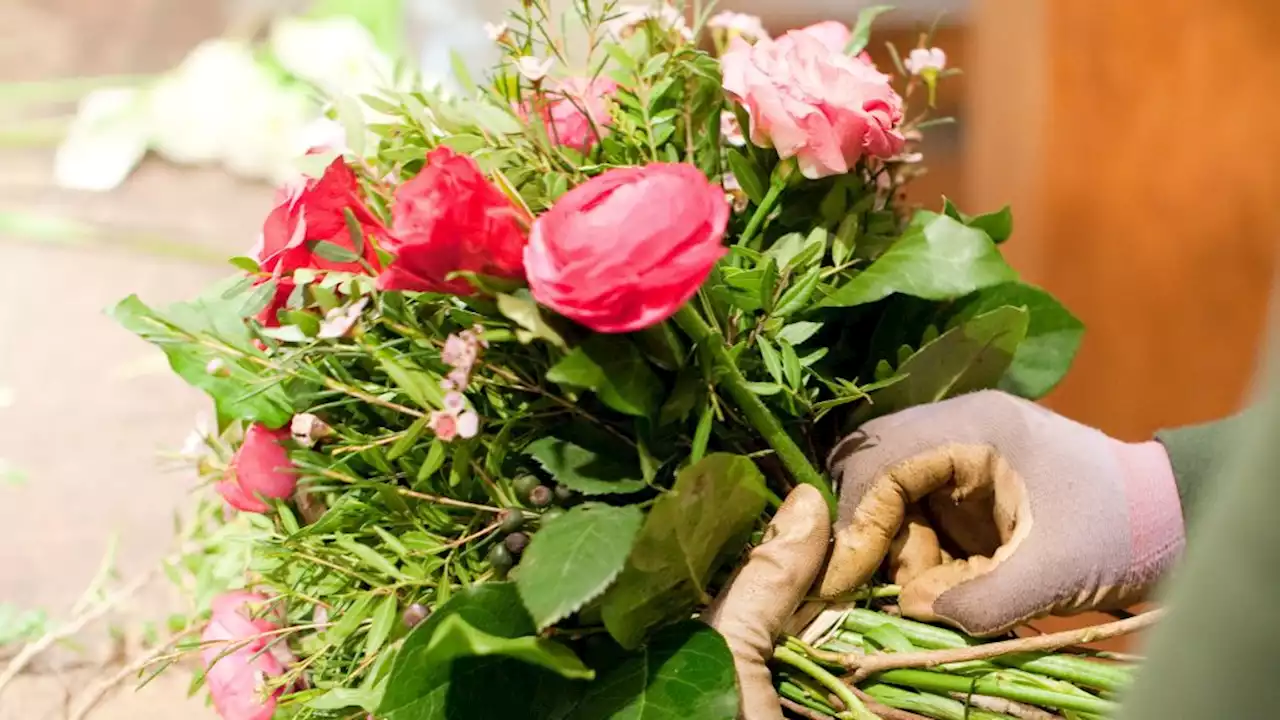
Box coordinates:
[703,485,831,720]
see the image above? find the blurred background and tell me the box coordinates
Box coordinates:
[0,0,1275,717]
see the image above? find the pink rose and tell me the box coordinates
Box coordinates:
[721,28,905,179]
[525,164,729,333]
[217,424,296,513]
[536,77,618,154]
[796,20,850,52]
[201,592,291,720]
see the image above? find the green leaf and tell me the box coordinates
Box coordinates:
[951,283,1084,398]
[343,207,367,257]
[524,434,648,496]
[554,622,739,720]
[777,321,822,346]
[516,503,644,630]
[773,266,822,317]
[365,594,399,657]
[110,293,293,428]
[742,381,783,396]
[388,416,431,461]
[659,366,703,425]
[691,402,714,462]
[856,306,1030,422]
[467,99,522,135]
[757,336,784,385]
[847,5,895,55]
[379,583,587,720]
[229,256,260,273]
[818,212,1017,308]
[601,454,768,648]
[547,336,663,418]
[498,292,567,348]
[376,351,444,410]
[450,49,478,95]
[313,240,361,264]
[337,537,404,579]
[726,150,766,205]
[968,206,1015,243]
[328,594,375,645]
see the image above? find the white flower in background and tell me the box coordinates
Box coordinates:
[294,117,349,156]
[222,79,319,184]
[707,11,769,42]
[604,3,693,41]
[484,22,509,43]
[514,55,555,83]
[271,16,394,100]
[148,39,268,165]
[53,88,151,191]
[904,47,947,76]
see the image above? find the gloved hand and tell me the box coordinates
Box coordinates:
[706,390,1186,720]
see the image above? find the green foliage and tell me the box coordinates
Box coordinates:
[547,336,663,418]
[553,622,740,720]
[523,432,648,496]
[516,503,645,629]
[601,455,768,648]
[855,306,1030,422]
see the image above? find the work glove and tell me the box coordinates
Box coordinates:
[706,390,1186,720]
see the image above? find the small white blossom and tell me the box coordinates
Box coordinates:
[904,47,947,76]
[291,413,333,447]
[318,298,369,339]
[514,55,555,83]
[484,22,509,42]
[205,358,229,377]
[720,111,746,147]
[707,11,769,41]
[270,16,394,100]
[604,4,692,41]
[178,415,214,460]
[54,88,150,192]
[148,39,267,165]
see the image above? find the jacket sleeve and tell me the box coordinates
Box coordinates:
[1120,339,1280,719]
[1155,406,1260,524]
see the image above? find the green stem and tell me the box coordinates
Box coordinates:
[672,304,835,510]
[874,669,1116,716]
[737,174,785,248]
[774,646,877,720]
[861,682,1015,720]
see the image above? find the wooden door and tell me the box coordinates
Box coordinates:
[970,0,1280,441]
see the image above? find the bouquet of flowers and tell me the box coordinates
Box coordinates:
[115,3,1118,719]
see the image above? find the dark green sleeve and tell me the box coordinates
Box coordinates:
[1119,343,1280,719]
[1155,407,1259,521]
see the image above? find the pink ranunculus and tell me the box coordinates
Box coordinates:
[539,77,618,154]
[721,28,905,179]
[217,424,296,514]
[201,592,290,720]
[796,20,851,53]
[377,147,529,295]
[525,163,729,333]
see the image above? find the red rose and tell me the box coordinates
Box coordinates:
[525,163,729,333]
[217,423,296,513]
[251,158,385,325]
[377,147,529,295]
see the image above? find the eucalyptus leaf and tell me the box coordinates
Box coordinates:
[818,212,1017,308]
[516,503,644,630]
[600,454,767,648]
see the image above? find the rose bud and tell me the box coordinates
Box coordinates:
[525,163,729,333]
[402,603,429,628]
[201,592,291,720]
[216,424,296,514]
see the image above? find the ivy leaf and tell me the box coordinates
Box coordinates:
[524,432,648,496]
[378,583,587,720]
[943,196,1014,243]
[846,5,895,55]
[817,212,1017,308]
[951,282,1084,398]
[855,306,1030,422]
[600,454,767,649]
[552,622,739,720]
[111,292,293,429]
[547,336,663,418]
[516,504,644,630]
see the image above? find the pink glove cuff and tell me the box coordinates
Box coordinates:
[1114,440,1186,584]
